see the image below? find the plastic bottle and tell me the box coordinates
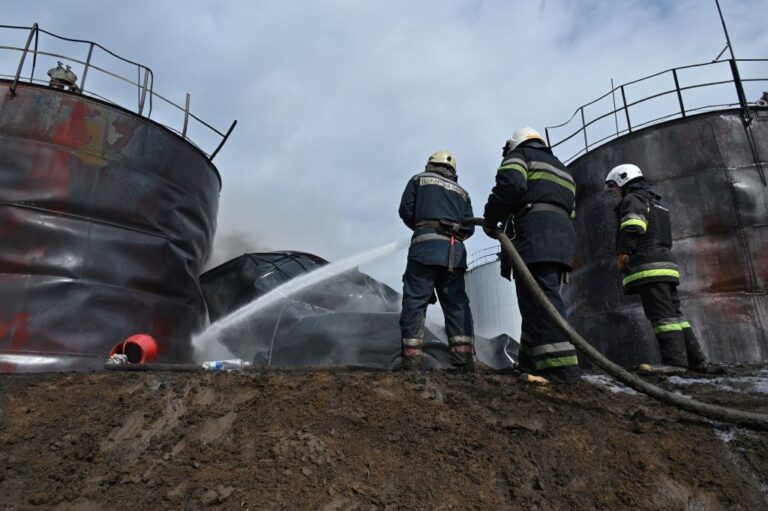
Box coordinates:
[201,359,251,372]
[106,354,129,366]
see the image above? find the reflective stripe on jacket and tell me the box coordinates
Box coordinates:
[615,182,678,293]
[483,141,576,267]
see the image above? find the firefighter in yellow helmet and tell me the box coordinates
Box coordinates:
[398,150,476,371]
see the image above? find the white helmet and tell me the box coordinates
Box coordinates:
[605,163,643,188]
[506,127,546,152]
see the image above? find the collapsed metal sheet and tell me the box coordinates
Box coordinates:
[0,82,220,371]
[202,252,401,322]
[564,108,768,367]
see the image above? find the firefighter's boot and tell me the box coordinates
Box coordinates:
[657,332,688,368]
[682,326,708,371]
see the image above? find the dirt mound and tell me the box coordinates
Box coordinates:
[1,368,768,510]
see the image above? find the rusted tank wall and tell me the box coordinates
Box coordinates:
[0,82,220,371]
[564,108,768,367]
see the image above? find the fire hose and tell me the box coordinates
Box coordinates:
[472,218,768,429]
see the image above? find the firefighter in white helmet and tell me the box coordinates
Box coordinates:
[482,127,580,384]
[605,163,708,371]
[398,150,476,371]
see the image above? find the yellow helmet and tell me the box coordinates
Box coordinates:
[426,150,457,172]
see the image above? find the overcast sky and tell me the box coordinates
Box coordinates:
[4,0,768,290]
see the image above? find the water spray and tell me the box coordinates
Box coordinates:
[191,240,410,360]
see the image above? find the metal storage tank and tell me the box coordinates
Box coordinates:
[466,247,522,343]
[546,58,768,367]
[0,24,235,371]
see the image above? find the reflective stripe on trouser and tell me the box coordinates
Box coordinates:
[449,335,474,366]
[514,262,580,384]
[520,333,578,370]
[531,341,579,370]
[401,337,423,369]
[652,316,688,366]
[637,282,689,367]
[401,337,423,357]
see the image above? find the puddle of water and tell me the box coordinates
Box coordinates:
[667,374,768,395]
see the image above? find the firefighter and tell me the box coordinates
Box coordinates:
[605,163,708,370]
[482,127,580,385]
[398,150,476,371]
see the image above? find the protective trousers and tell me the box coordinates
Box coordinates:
[515,262,580,384]
[636,282,707,368]
[400,260,474,369]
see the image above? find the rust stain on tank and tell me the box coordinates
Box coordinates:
[696,229,749,294]
[51,100,108,167]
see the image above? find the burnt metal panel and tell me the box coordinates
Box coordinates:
[681,295,766,365]
[200,252,402,322]
[0,82,220,371]
[564,108,768,367]
[674,234,750,295]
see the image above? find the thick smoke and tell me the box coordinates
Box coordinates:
[203,229,274,272]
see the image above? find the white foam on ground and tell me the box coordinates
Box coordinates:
[581,374,639,395]
[667,373,768,395]
[715,427,738,443]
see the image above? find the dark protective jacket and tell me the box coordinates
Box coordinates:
[615,180,680,294]
[399,164,475,270]
[483,140,576,270]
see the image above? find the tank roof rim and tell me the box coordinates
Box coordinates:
[467,259,499,272]
[0,79,223,189]
[566,107,746,169]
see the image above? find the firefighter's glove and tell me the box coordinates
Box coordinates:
[617,253,629,272]
[482,219,500,239]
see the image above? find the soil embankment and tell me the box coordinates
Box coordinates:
[1,368,767,510]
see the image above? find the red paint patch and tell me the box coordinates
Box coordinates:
[52,101,91,149]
